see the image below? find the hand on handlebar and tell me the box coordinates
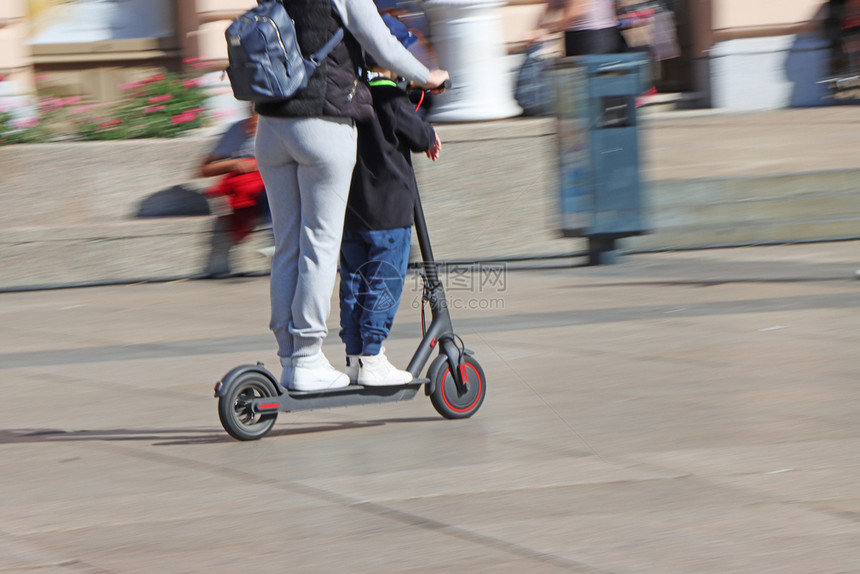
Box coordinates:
[418,69,450,93]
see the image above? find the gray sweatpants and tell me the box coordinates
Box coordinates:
[255,115,357,367]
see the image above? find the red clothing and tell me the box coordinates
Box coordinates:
[206,171,265,209]
[205,171,266,241]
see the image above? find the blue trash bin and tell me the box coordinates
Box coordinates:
[555,53,650,264]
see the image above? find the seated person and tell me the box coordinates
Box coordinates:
[200,108,272,276]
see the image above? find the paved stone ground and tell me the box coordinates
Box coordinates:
[2,240,860,573]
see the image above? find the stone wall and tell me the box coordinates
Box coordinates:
[0,119,576,290]
[4,112,860,291]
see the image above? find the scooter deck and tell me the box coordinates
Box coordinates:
[286,379,428,395]
[254,379,429,413]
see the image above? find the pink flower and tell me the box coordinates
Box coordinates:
[119,81,144,91]
[183,57,201,64]
[142,74,165,84]
[143,105,167,113]
[14,118,39,129]
[41,98,64,111]
[98,119,122,128]
[41,97,83,110]
[148,94,172,104]
[69,103,111,115]
[182,78,201,88]
[171,111,197,125]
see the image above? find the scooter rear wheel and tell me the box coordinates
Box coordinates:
[218,372,278,441]
[429,355,486,419]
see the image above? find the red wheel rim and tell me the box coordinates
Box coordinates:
[441,363,483,413]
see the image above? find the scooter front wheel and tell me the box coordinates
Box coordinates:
[429,355,486,419]
[218,371,278,441]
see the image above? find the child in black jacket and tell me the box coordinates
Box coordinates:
[339,70,441,387]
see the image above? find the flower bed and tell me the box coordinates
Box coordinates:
[0,72,209,145]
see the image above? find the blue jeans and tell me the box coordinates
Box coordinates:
[339,227,411,356]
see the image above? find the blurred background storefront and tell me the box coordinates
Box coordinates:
[0,0,855,114]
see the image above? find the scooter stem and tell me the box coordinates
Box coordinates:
[407,191,466,393]
[412,191,441,290]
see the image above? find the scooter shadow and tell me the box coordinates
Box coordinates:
[0,417,441,446]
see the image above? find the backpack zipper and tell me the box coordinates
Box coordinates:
[251,15,290,64]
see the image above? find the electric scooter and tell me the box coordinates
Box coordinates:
[213,176,487,441]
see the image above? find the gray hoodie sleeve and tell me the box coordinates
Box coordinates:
[331,0,431,84]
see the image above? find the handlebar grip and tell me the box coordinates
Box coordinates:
[440,79,452,89]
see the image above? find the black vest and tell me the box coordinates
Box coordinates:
[255,0,373,121]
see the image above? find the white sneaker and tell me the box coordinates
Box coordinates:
[345,355,360,384]
[279,364,293,389]
[289,353,350,391]
[357,349,413,387]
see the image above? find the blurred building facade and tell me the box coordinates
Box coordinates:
[0,0,849,111]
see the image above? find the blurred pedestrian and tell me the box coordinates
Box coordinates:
[200,107,272,277]
[843,0,860,72]
[529,0,628,56]
[373,8,441,116]
[253,0,449,392]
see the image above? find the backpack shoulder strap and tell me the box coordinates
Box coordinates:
[265,0,344,63]
[308,28,344,64]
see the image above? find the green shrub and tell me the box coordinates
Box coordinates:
[0,110,50,144]
[0,72,209,145]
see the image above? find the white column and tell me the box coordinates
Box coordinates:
[425,0,522,122]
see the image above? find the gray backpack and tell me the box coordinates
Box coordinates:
[225,0,344,103]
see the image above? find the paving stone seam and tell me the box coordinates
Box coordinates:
[76,439,629,573]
